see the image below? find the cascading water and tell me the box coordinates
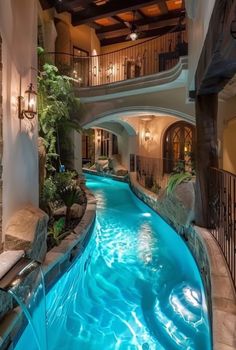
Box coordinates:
[0,260,47,350]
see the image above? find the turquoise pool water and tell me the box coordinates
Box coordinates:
[15,174,211,350]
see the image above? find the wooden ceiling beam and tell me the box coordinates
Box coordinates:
[39,0,52,10]
[96,9,185,34]
[72,0,164,26]
[55,0,94,13]
[100,24,185,46]
[158,0,169,14]
[137,9,146,19]
[112,15,128,28]
[97,17,181,40]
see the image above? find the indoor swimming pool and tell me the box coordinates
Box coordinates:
[15,174,211,350]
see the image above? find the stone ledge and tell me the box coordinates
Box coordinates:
[42,187,96,288]
[4,205,49,263]
[195,227,236,350]
[129,172,236,350]
[83,168,128,182]
[0,307,23,350]
[0,187,96,350]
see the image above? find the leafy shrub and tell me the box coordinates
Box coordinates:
[48,217,65,245]
[98,156,108,160]
[39,177,57,216]
[151,181,161,194]
[167,172,192,196]
[38,59,81,172]
[54,171,77,194]
[173,160,185,173]
[42,177,57,201]
[59,185,82,223]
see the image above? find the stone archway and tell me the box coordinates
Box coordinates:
[0,34,2,249]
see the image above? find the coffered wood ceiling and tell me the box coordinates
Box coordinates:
[40,0,185,46]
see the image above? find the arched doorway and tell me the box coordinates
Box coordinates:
[163,121,195,173]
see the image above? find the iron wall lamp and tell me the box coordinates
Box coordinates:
[18,83,37,120]
[144,128,151,141]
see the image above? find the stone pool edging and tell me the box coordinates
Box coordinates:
[83,168,128,183]
[129,172,236,350]
[0,187,96,350]
[42,187,96,292]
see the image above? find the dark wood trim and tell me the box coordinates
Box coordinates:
[72,0,164,26]
[39,0,52,10]
[112,15,127,25]
[137,9,146,19]
[56,0,93,13]
[158,0,169,14]
[96,10,185,34]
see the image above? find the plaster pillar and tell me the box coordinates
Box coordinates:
[95,129,101,161]
[73,130,82,175]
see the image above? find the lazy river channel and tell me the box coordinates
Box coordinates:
[15,174,211,350]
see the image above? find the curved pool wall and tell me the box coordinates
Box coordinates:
[15,174,211,350]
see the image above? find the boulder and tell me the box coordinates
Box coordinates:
[95,159,109,172]
[109,157,128,176]
[4,205,49,263]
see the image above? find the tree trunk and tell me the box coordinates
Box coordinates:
[66,206,71,224]
[195,94,218,227]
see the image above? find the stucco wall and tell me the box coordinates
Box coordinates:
[80,87,195,127]
[38,6,57,54]
[217,96,236,172]
[70,25,100,55]
[0,0,38,231]
[38,6,101,57]
[136,116,179,159]
[117,130,136,169]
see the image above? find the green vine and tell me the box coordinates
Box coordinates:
[38,56,81,172]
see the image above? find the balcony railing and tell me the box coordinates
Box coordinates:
[208,167,236,290]
[42,30,187,87]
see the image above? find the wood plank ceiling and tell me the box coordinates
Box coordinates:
[40,0,185,46]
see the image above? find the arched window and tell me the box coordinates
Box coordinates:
[163,121,195,173]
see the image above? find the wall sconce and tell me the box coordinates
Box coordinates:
[230,19,236,39]
[18,83,37,120]
[97,129,101,143]
[144,128,151,141]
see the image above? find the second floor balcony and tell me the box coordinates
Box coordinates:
[42,29,188,89]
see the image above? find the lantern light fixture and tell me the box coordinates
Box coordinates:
[129,30,138,41]
[97,129,101,143]
[18,83,37,120]
[144,128,151,141]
